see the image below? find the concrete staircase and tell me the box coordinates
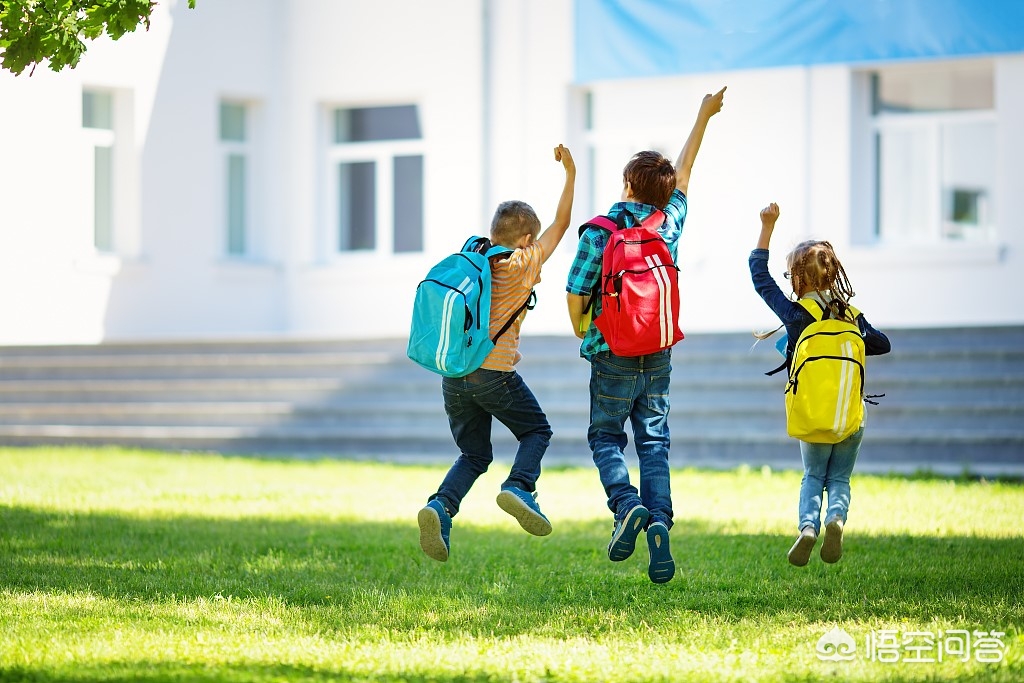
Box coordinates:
[1,327,1022,477]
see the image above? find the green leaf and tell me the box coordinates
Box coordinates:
[0,0,195,76]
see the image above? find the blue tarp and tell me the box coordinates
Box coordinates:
[575,0,1024,82]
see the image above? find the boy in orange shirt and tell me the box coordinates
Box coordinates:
[418,145,576,562]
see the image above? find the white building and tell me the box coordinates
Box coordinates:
[1,0,1022,346]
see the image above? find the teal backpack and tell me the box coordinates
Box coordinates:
[407,237,535,377]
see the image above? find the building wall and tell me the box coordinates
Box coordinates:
[0,1,1020,345]
[595,58,1024,335]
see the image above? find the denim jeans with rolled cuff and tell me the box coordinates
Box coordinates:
[797,426,864,534]
[430,368,552,516]
[588,349,674,529]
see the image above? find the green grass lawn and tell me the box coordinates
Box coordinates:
[0,446,1022,682]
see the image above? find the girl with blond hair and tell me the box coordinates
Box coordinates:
[749,203,891,566]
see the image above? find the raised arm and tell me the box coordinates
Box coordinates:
[536,144,576,264]
[675,86,726,195]
[750,202,802,324]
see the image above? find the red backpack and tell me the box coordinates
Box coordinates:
[581,209,684,357]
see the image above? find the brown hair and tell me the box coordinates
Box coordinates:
[623,151,676,208]
[490,200,541,246]
[787,240,856,322]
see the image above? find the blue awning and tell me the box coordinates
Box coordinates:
[575,0,1024,82]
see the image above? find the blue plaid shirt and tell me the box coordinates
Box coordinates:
[566,189,688,358]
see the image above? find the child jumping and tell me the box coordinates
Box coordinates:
[750,202,891,566]
[417,145,576,562]
[565,87,726,583]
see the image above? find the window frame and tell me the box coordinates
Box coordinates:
[864,60,997,246]
[82,89,116,253]
[219,100,253,258]
[323,104,426,258]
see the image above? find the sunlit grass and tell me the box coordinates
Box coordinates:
[1,446,1022,682]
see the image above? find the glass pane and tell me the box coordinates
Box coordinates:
[83,91,113,130]
[941,121,995,241]
[877,128,933,242]
[227,154,246,254]
[334,105,421,143]
[338,161,375,250]
[94,145,113,251]
[873,62,993,114]
[393,155,423,253]
[220,102,246,142]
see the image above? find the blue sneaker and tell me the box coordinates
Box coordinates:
[496,486,552,536]
[607,504,650,562]
[647,521,675,583]
[417,499,451,562]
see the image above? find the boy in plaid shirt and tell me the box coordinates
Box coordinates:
[565,88,726,583]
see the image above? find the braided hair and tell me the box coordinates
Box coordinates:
[787,240,856,322]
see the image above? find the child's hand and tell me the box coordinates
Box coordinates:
[760,202,780,227]
[756,202,779,250]
[700,86,727,119]
[554,144,575,174]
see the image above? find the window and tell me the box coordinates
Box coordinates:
[220,101,249,256]
[871,61,996,243]
[576,87,677,220]
[327,104,424,254]
[83,90,114,252]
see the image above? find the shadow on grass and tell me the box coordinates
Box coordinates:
[2,506,1021,630]
[0,662,508,683]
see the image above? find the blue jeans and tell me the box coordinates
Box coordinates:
[588,350,674,529]
[797,427,864,534]
[431,368,552,516]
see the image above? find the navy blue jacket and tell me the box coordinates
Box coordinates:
[749,249,891,369]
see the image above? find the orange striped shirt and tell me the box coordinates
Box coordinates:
[481,241,544,371]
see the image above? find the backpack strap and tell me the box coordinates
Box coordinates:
[766,299,822,377]
[799,297,863,323]
[796,298,825,320]
[491,291,537,344]
[766,299,862,377]
[765,358,788,377]
[575,217,614,316]
[578,215,616,238]
[478,239,536,343]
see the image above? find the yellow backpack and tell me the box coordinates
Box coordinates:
[784,299,865,444]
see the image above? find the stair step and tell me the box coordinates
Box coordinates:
[0,328,1021,477]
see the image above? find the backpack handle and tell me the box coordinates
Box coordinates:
[615,208,666,231]
[579,210,666,238]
